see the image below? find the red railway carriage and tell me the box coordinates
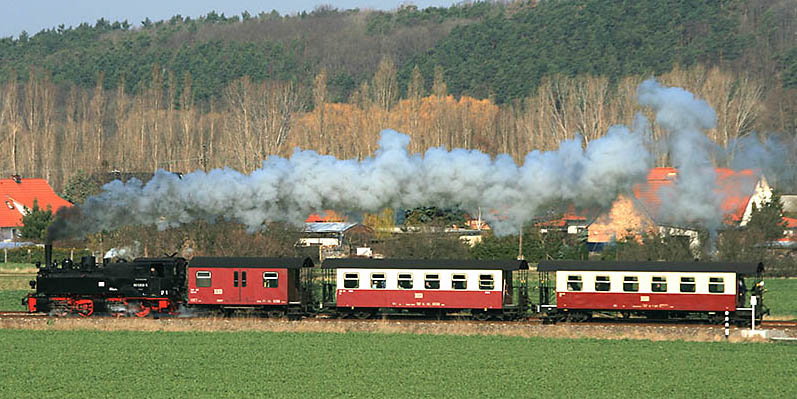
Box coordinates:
[188,257,315,317]
[536,260,767,323]
[321,258,529,320]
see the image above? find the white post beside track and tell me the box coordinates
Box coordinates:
[750,296,757,332]
[724,311,729,339]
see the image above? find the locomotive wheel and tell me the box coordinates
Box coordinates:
[75,300,94,317]
[128,301,150,318]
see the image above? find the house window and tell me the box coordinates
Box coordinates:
[680,277,696,293]
[652,276,667,293]
[595,276,610,291]
[424,274,440,289]
[397,273,413,289]
[623,276,639,292]
[263,272,279,288]
[709,277,725,293]
[196,271,211,288]
[370,273,386,289]
[344,273,359,289]
[566,275,582,291]
[452,274,467,290]
[479,274,494,290]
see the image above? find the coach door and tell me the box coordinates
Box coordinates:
[287,269,300,303]
[503,270,515,305]
[230,269,248,304]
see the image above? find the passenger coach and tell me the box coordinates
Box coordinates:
[188,257,315,317]
[536,260,767,323]
[320,258,529,320]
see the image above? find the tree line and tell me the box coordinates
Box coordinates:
[2,62,791,192]
[3,60,795,192]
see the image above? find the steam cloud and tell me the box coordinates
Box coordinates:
[48,79,790,241]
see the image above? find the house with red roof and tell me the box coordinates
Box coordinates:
[0,176,72,241]
[587,167,772,251]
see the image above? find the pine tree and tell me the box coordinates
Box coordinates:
[20,200,53,241]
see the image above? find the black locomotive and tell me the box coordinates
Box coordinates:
[25,245,187,317]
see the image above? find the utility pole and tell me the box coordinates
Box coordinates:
[517,226,524,260]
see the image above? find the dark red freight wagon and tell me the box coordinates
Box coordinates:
[187,257,315,317]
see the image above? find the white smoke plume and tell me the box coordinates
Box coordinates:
[637,79,725,230]
[104,241,141,261]
[49,125,652,239]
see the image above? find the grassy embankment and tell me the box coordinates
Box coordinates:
[0,330,794,398]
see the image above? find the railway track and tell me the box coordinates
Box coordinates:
[0,311,47,319]
[760,320,797,328]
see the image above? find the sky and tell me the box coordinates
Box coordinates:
[0,0,459,38]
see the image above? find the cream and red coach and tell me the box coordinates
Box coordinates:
[188,257,315,317]
[536,260,767,323]
[320,258,529,320]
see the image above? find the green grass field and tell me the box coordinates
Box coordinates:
[0,330,794,398]
[763,278,797,318]
[0,262,35,272]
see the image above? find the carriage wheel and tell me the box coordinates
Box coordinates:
[353,310,373,320]
[567,312,589,322]
[266,310,285,319]
[472,311,490,321]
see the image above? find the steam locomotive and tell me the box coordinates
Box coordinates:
[24,245,769,325]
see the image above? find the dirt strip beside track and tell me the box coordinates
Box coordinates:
[2,317,793,342]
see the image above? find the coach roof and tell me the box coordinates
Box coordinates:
[536,260,763,274]
[322,258,528,270]
[190,257,314,269]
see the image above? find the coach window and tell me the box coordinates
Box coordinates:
[263,272,279,288]
[680,277,696,293]
[709,277,725,293]
[452,274,467,290]
[424,274,440,289]
[566,275,582,291]
[343,273,359,289]
[652,276,667,292]
[595,276,610,291]
[371,273,387,289]
[479,274,495,290]
[196,271,211,287]
[623,276,639,292]
[398,273,413,289]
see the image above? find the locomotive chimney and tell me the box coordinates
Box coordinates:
[44,243,52,267]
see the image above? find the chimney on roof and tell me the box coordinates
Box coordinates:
[11,175,21,183]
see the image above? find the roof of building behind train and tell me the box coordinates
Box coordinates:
[322,258,528,270]
[189,257,314,268]
[536,260,763,274]
[0,177,72,227]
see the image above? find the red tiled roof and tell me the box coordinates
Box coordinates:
[536,204,588,227]
[305,210,346,223]
[632,167,757,224]
[0,178,72,228]
[784,217,797,229]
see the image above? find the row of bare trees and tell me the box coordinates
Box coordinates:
[0,63,780,192]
